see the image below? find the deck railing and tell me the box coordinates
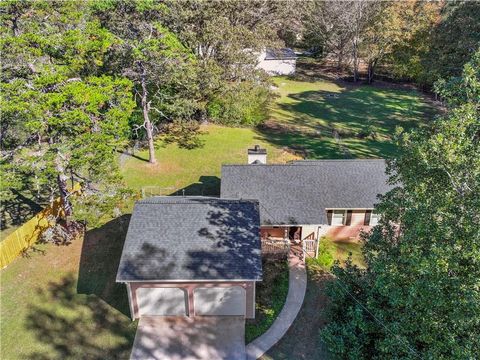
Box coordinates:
[303,239,318,257]
[261,238,290,259]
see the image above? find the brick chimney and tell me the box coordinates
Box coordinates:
[247,145,267,164]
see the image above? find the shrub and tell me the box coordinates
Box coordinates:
[207,81,272,126]
[162,119,204,149]
[308,236,335,269]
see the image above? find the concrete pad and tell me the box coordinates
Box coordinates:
[130,316,246,360]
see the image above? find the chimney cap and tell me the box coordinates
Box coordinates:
[248,145,267,155]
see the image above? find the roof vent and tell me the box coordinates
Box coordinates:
[247,145,267,164]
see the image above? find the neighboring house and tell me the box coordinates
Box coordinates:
[256,48,297,76]
[221,146,392,257]
[116,197,262,320]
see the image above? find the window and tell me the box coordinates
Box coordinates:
[369,212,380,226]
[331,210,346,225]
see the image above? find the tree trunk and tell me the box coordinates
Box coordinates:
[352,38,359,82]
[57,173,72,217]
[367,62,374,84]
[140,71,157,164]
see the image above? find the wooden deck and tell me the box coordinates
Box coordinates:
[261,237,317,260]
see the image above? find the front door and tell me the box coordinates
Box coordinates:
[289,226,302,243]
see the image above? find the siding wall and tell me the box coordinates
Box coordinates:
[325,225,372,240]
[128,281,256,320]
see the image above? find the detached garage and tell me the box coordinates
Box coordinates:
[116,197,263,320]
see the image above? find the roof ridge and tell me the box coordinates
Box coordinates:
[223,159,385,167]
[137,197,259,205]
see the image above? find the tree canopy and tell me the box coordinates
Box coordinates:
[322,51,480,359]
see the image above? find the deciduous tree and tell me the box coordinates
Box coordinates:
[93,0,197,164]
[322,51,480,359]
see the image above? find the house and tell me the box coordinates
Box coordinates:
[221,146,392,257]
[256,48,297,76]
[116,197,262,320]
[116,146,391,322]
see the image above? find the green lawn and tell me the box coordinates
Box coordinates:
[263,77,435,159]
[245,259,289,343]
[329,239,365,268]
[121,124,299,195]
[121,77,434,194]
[0,216,137,359]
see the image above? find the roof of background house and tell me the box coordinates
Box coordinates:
[116,197,262,282]
[264,48,297,60]
[221,159,392,225]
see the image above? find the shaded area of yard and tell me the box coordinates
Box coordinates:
[260,239,364,360]
[1,191,44,239]
[261,262,331,360]
[245,259,289,343]
[261,77,436,159]
[0,216,137,359]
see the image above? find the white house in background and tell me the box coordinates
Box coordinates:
[256,48,297,76]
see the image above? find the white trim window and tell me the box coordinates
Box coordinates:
[369,212,380,226]
[331,210,346,225]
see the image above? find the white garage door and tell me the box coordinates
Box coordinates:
[137,287,187,316]
[194,286,245,316]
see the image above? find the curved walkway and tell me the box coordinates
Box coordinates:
[246,253,307,360]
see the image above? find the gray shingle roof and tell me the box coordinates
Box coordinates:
[116,197,262,282]
[221,160,392,225]
[265,48,297,60]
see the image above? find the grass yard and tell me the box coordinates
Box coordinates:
[121,76,434,195]
[121,125,299,195]
[262,76,436,159]
[0,216,137,359]
[329,239,365,268]
[245,259,289,343]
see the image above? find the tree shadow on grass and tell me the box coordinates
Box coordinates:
[1,190,43,232]
[259,85,433,159]
[77,215,132,317]
[26,273,137,360]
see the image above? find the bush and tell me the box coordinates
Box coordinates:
[207,81,272,126]
[308,236,335,269]
[162,119,204,149]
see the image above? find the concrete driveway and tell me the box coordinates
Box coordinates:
[130,316,246,360]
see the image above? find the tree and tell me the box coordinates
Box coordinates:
[93,0,197,164]
[303,1,355,69]
[302,1,381,81]
[1,0,135,216]
[322,51,480,359]
[420,1,480,86]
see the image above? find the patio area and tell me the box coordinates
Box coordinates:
[260,227,318,259]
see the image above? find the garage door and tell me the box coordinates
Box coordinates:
[137,287,187,316]
[194,286,245,316]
